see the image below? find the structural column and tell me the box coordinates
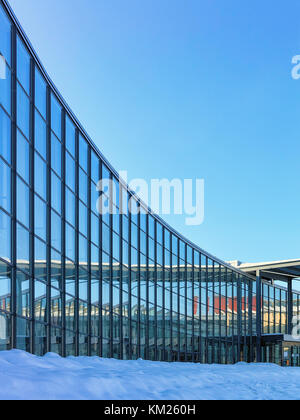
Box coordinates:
[256,270,262,362]
[288,278,293,335]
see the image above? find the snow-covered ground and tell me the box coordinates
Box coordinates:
[0,350,299,400]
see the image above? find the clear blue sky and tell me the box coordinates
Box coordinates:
[9,0,300,263]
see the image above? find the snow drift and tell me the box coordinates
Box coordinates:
[0,350,299,400]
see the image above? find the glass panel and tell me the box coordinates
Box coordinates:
[91,150,99,184]
[0,158,10,213]
[0,107,11,163]
[17,84,30,139]
[65,188,75,227]
[51,134,61,177]
[91,212,99,246]
[34,237,46,282]
[17,130,29,182]
[79,235,87,266]
[0,64,11,114]
[0,263,11,312]
[79,202,87,237]
[34,195,46,241]
[51,94,61,139]
[79,134,88,171]
[65,115,75,158]
[35,110,46,159]
[0,5,11,65]
[16,271,30,317]
[17,37,30,94]
[16,223,29,272]
[34,281,47,323]
[66,152,75,192]
[51,210,61,252]
[17,177,29,228]
[66,223,75,262]
[51,171,61,214]
[0,210,10,262]
[35,69,47,119]
[79,168,87,203]
[35,152,47,200]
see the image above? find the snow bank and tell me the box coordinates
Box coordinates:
[0,350,299,400]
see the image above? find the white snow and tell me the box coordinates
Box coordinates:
[0,350,299,400]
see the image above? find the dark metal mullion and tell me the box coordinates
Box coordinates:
[218,265,222,364]
[154,221,157,360]
[225,267,228,364]
[87,147,91,356]
[61,109,66,357]
[205,257,209,363]
[198,253,202,363]
[45,86,51,353]
[169,237,173,362]
[98,162,103,357]
[119,186,123,360]
[74,128,79,356]
[10,24,17,350]
[249,279,253,363]
[162,229,165,361]
[184,245,187,362]
[137,205,141,359]
[211,262,215,363]
[191,250,195,363]
[109,173,113,358]
[128,196,132,360]
[232,272,235,363]
[177,241,180,361]
[29,56,35,354]
[237,274,242,362]
[145,213,149,361]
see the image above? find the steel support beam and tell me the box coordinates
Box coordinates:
[256,270,262,362]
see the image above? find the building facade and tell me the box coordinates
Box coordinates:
[0,0,300,365]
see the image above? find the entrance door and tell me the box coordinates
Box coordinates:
[283,345,300,367]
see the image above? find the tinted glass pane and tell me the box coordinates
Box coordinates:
[51,134,61,177]
[79,202,87,237]
[17,37,30,94]
[79,168,87,203]
[66,116,75,157]
[0,5,11,65]
[35,195,46,241]
[0,210,10,261]
[66,153,75,192]
[17,177,29,228]
[91,151,99,184]
[0,158,10,213]
[51,94,61,139]
[35,69,47,119]
[79,134,88,171]
[0,263,10,309]
[0,65,11,114]
[17,130,29,182]
[0,107,11,163]
[65,188,75,226]
[35,110,46,159]
[51,171,61,214]
[17,84,30,138]
[51,210,61,252]
[35,153,47,200]
[66,223,75,261]
[16,223,29,268]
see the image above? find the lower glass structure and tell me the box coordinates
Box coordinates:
[0,0,300,365]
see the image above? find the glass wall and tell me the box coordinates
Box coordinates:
[1,0,300,364]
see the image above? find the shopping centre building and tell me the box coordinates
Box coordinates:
[0,0,300,366]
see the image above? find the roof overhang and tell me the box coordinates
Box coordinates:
[229,259,300,282]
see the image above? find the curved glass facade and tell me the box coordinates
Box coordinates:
[0,0,300,365]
